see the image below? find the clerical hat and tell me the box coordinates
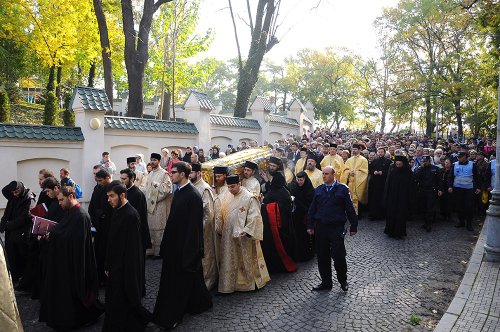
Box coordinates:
[269,156,282,166]
[244,160,258,170]
[422,155,431,161]
[226,175,240,185]
[300,147,308,152]
[127,157,136,164]
[213,166,228,175]
[150,153,161,161]
[191,163,202,172]
[394,155,407,163]
[352,143,362,149]
[457,151,467,157]
[307,153,317,163]
[330,143,338,148]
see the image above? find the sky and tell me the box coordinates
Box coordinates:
[195,0,400,64]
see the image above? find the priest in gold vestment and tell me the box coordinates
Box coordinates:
[144,153,173,256]
[294,147,308,175]
[215,175,270,293]
[320,144,344,180]
[190,163,218,290]
[241,161,261,196]
[340,144,368,214]
[304,155,324,188]
[214,166,229,196]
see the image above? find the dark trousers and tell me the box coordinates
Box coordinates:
[315,222,347,286]
[453,187,474,225]
[419,190,436,227]
[5,235,28,280]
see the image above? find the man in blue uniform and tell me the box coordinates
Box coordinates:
[307,166,358,292]
[448,151,480,231]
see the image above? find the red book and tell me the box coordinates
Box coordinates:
[32,216,58,236]
[30,203,48,217]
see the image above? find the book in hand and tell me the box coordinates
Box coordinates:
[32,216,58,236]
[30,203,48,217]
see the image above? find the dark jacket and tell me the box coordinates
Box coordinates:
[0,181,35,239]
[414,164,441,191]
[307,181,358,232]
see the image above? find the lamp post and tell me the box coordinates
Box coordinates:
[484,74,500,262]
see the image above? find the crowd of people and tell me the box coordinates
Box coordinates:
[0,127,496,331]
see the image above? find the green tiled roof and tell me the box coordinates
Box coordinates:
[70,86,112,112]
[0,123,84,141]
[269,115,299,127]
[190,91,216,110]
[210,114,261,130]
[252,96,276,112]
[104,116,198,134]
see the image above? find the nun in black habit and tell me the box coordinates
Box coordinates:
[384,155,415,239]
[290,172,315,262]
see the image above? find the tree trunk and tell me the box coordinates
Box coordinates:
[425,95,434,137]
[454,99,463,138]
[121,0,173,118]
[46,66,55,92]
[161,90,171,120]
[380,109,386,133]
[56,66,62,98]
[93,0,113,107]
[232,0,278,118]
[88,62,96,87]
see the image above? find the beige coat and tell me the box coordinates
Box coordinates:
[0,243,23,332]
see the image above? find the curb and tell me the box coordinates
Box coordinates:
[433,219,488,332]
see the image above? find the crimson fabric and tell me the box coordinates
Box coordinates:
[265,202,297,273]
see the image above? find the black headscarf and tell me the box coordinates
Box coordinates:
[290,172,314,214]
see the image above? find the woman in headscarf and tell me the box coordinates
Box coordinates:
[0,181,35,282]
[160,147,170,170]
[384,156,415,239]
[290,172,315,261]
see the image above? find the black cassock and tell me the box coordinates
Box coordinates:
[261,172,297,273]
[126,184,151,297]
[368,156,392,219]
[153,183,212,329]
[103,202,148,332]
[290,176,315,262]
[384,164,415,238]
[39,204,103,330]
[88,183,112,283]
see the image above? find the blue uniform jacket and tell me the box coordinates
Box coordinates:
[307,181,358,233]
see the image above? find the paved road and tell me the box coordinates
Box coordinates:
[18,217,480,332]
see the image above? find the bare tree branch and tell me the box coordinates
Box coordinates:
[228,0,243,71]
[246,0,254,34]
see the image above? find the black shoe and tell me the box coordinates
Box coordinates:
[340,282,349,292]
[312,283,332,291]
[455,222,465,228]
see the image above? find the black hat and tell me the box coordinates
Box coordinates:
[244,160,258,170]
[457,151,467,157]
[213,166,228,175]
[150,153,161,161]
[422,155,431,161]
[307,153,317,163]
[127,157,136,164]
[269,156,282,166]
[330,143,338,148]
[226,175,240,185]
[352,143,362,149]
[394,155,407,163]
[300,147,308,152]
[191,163,202,172]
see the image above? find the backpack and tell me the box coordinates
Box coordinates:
[65,178,83,199]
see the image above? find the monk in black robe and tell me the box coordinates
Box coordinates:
[260,157,297,273]
[368,148,392,220]
[153,162,212,330]
[384,156,415,239]
[103,181,149,331]
[89,169,112,284]
[290,172,315,262]
[120,168,151,296]
[40,186,103,330]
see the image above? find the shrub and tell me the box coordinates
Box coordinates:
[43,91,59,125]
[0,89,11,122]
